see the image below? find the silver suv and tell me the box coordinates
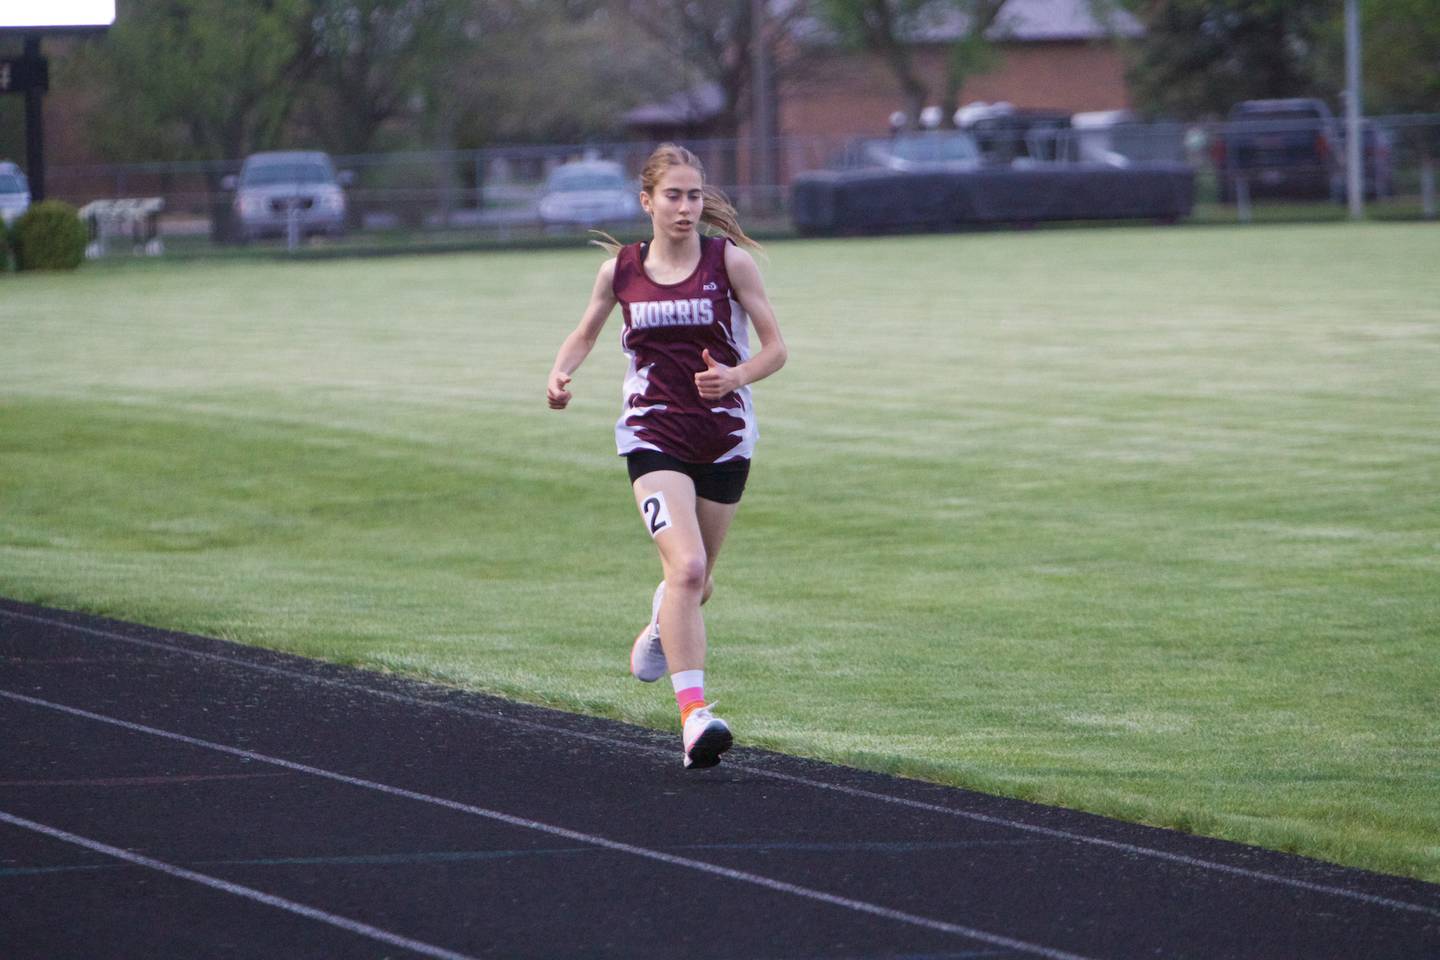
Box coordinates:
[225,151,350,241]
[0,161,31,226]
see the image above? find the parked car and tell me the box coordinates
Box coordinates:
[0,161,31,226]
[1214,100,1395,203]
[223,151,351,241]
[1214,99,1341,202]
[856,131,984,172]
[537,160,641,226]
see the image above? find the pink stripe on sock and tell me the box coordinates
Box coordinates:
[674,686,704,708]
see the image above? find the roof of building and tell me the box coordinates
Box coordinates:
[986,0,1142,42]
[792,0,1142,45]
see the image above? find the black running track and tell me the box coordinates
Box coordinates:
[3,598,1438,960]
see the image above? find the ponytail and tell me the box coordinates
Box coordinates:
[699,184,761,251]
[589,229,623,256]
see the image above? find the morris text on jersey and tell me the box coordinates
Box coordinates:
[630,298,715,330]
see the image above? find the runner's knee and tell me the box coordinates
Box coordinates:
[665,554,708,594]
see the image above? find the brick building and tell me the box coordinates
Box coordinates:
[778,0,1142,141]
[622,0,1142,187]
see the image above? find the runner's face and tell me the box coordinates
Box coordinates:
[643,165,704,242]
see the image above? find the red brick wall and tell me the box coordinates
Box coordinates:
[782,41,1132,140]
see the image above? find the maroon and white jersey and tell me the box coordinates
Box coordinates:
[612,235,756,463]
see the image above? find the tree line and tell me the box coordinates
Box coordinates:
[1,0,1436,170]
[1122,0,1440,120]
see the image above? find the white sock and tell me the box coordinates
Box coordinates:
[670,670,704,695]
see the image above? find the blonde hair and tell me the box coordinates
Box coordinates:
[592,142,761,255]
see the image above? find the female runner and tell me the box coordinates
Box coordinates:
[546,143,788,769]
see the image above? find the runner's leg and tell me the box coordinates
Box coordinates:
[696,496,739,603]
[632,470,707,673]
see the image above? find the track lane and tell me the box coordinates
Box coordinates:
[2,599,1437,959]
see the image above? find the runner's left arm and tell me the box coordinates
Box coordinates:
[695,245,788,401]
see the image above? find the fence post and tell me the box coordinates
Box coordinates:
[286,200,300,252]
[1422,158,1436,220]
[1235,176,1251,223]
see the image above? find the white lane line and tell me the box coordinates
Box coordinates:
[0,809,479,960]
[5,606,1439,920]
[0,688,1095,960]
[739,768,1440,920]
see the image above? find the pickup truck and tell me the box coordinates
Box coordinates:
[1214,99,1342,202]
[1213,98,1392,203]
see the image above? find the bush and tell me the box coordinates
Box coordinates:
[13,200,88,271]
[0,221,11,273]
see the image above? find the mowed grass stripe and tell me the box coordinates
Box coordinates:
[1,223,1437,881]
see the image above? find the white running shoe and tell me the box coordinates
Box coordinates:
[682,705,732,769]
[629,581,667,682]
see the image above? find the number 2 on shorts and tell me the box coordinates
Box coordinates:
[640,491,672,538]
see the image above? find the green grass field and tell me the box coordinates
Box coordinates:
[3,222,1437,882]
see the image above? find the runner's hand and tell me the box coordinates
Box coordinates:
[695,350,742,401]
[548,371,573,409]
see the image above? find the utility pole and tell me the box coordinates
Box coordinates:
[23,35,44,202]
[1344,0,1363,220]
[750,0,775,213]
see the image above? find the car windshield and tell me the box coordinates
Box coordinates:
[548,169,626,192]
[241,163,334,186]
[0,173,28,194]
[888,133,981,164]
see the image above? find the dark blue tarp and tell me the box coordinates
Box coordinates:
[790,163,1195,234]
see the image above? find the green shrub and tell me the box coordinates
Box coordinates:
[0,220,11,272]
[13,200,88,271]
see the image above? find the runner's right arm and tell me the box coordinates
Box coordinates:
[548,258,618,410]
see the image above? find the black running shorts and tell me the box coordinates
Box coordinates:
[626,450,750,505]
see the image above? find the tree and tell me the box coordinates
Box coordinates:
[614,0,816,183]
[1119,1,1336,119]
[1313,0,1440,115]
[622,1,757,142]
[610,0,758,190]
[445,2,680,148]
[817,0,932,126]
[298,0,472,157]
[936,1,1008,121]
[69,0,313,238]
[814,0,1010,128]
[1123,0,1440,121]
[73,0,312,163]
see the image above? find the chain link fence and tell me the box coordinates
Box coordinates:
[47,113,1439,257]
